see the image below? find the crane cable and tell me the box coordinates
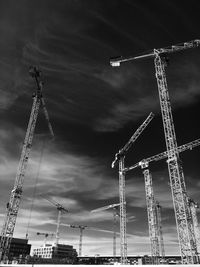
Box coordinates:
[25,139,46,239]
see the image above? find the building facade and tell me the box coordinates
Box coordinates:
[78,255,182,265]
[9,238,31,259]
[0,237,31,261]
[33,243,77,261]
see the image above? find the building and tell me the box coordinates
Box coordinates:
[53,243,77,259]
[33,244,53,259]
[0,237,31,261]
[33,243,77,262]
[78,255,182,265]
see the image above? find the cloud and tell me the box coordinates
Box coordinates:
[0,1,199,258]
[94,96,157,132]
[0,138,118,230]
[93,53,200,132]
[0,120,196,257]
[0,126,29,214]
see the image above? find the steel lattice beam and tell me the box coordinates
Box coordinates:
[189,199,200,256]
[143,169,160,264]
[110,39,200,264]
[0,82,41,261]
[154,54,198,264]
[0,67,54,261]
[119,157,127,264]
[112,113,154,264]
[155,201,165,263]
[124,138,200,172]
[91,203,120,260]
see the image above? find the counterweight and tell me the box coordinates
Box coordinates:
[0,67,54,261]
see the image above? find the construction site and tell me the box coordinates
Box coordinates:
[0,1,200,266]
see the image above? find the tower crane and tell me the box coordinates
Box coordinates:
[60,222,124,257]
[91,203,120,260]
[124,137,200,262]
[155,201,165,263]
[60,223,91,257]
[36,232,54,245]
[111,112,154,264]
[42,196,68,246]
[69,224,87,257]
[110,39,200,264]
[124,138,200,173]
[0,66,54,262]
[188,198,200,255]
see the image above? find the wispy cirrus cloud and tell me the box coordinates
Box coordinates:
[0,0,199,257]
[94,58,200,132]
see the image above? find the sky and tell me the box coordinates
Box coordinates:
[0,0,200,257]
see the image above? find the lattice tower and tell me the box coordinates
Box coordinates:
[154,54,198,264]
[0,68,42,261]
[119,157,127,264]
[143,168,160,264]
[155,201,165,262]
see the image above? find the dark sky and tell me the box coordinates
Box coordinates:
[0,0,200,256]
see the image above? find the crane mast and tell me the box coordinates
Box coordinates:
[110,39,200,264]
[42,196,68,246]
[0,66,54,262]
[62,223,121,257]
[112,112,154,264]
[79,227,84,257]
[135,158,164,264]
[154,52,198,264]
[55,209,62,246]
[143,168,160,264]
[118,157,127,264]
[155,201,165,263]
[79,226,85,257]
[70,224,86,257]
[125,137,200,264]
[188,199,200,255]
[113,207,119,260]
[91,203,120,260]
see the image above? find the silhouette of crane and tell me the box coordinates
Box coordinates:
[111,112,154,264]
[0,66,54,261]
[110,39,200,264]
[91,203,120,260]
[42,196,68,245]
